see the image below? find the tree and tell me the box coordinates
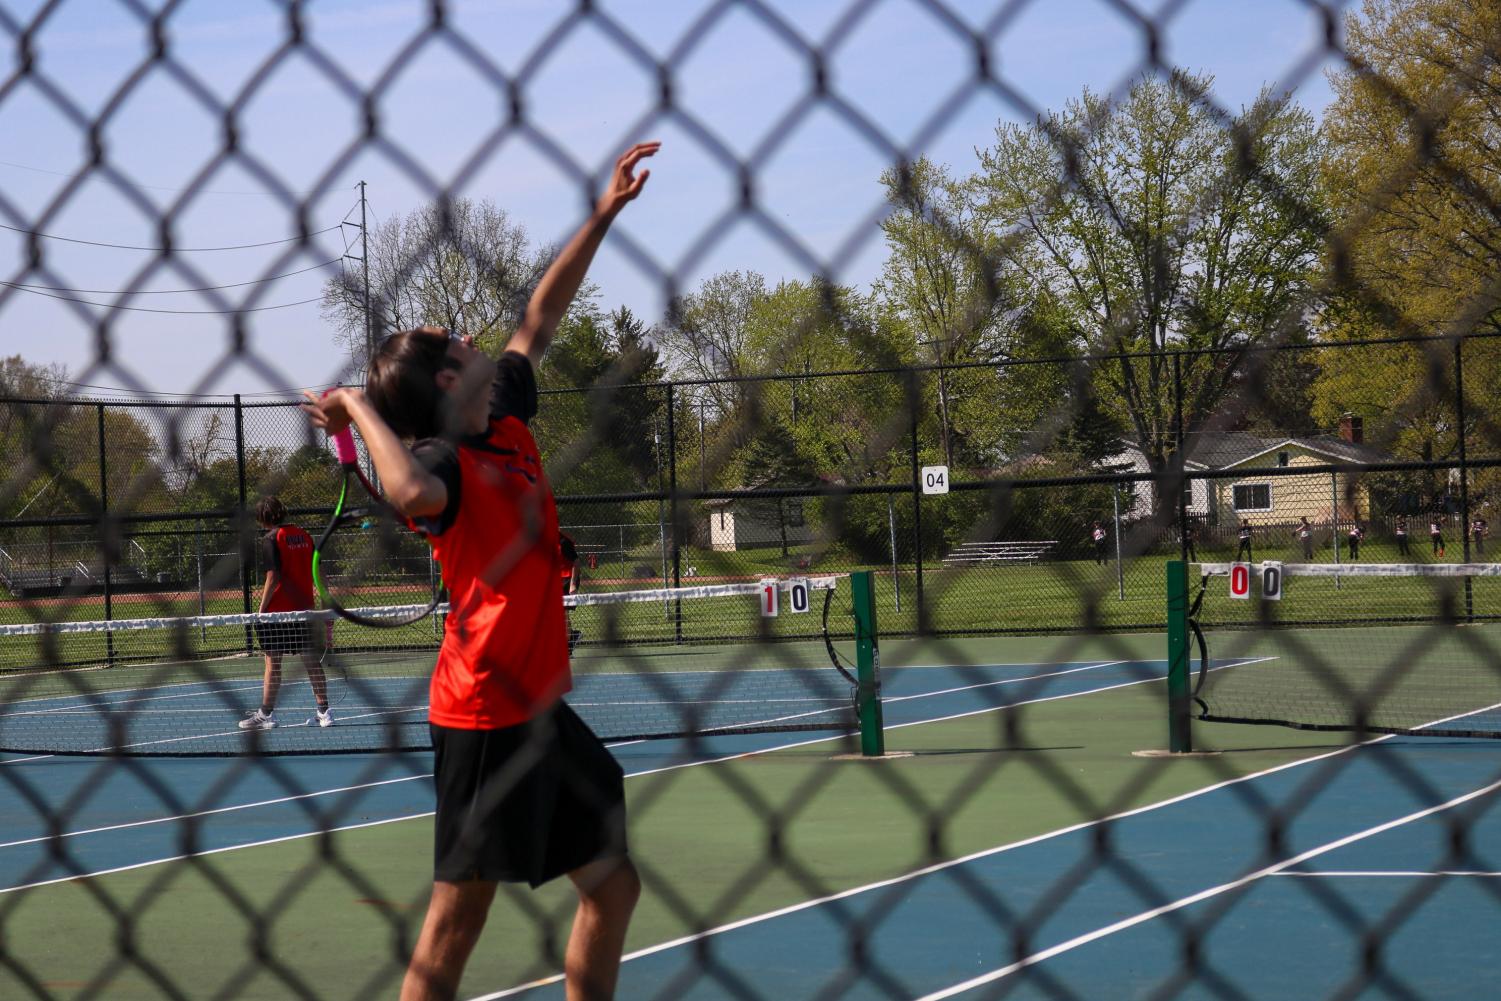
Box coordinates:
[535,305,671,496]
[975,72,1327,498]
[0,358,170,521]
[0,356,72,517]
[659,270,767,443]
[1312,0,1501,498]
[875,158,1009,466]
[1322,0,1501,340]
[320,197,548,370]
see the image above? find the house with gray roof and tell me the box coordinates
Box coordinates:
[1107,417,1392,526]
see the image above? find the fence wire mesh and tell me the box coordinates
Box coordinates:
[3,0,1501,998]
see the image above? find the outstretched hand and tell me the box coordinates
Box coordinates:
[301,387,361,435]
[597,141,660,217]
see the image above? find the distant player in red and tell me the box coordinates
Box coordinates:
[305,142,655,1001]
[240,495,331,730]
[560,532,583,653]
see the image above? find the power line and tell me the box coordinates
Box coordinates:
[0,158,314,197]
[2,258,338,295]
[0,220,342,252]
[0,282,321,314]
[35,378,338,400]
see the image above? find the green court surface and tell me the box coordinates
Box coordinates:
[0,633,1347,1000]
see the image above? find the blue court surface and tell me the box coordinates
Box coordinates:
[2,653,1497,999]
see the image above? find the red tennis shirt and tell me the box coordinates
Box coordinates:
[412,353,570,730]
[261,525,316,612]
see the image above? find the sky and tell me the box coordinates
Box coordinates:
[0,0,1354,399]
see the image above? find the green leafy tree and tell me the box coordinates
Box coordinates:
[976,72,1326,497]
[1312,0,1501,505]
[536,305,670,496]
[875,158,1010,467]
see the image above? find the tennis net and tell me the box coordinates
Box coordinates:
[0,578,861,755]
[1187,561,1501,739]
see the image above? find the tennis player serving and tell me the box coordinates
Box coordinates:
[304,141,657,1001]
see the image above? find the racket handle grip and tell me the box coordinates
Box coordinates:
[330,426,359,466]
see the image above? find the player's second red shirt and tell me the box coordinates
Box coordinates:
[263,525,316,612]
[419,415,570,729]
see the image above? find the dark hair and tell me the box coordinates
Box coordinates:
[365,329,454,440]
[255,495,287,527]
[559,533,578,563]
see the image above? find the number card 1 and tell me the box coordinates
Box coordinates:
[760,578,780,618]
[787,578,810,614]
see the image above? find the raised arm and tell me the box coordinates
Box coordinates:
[301,388,449,520]
[507,141,659,368]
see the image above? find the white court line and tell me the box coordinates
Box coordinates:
[882,659,1130,703]
[914,775,1501,1000]
[0,813,431,896]
[0,753,55,765]
[1272,871,1501,878]
[0,774,431,850]
[0,679,264,717]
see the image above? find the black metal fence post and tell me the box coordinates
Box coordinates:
[1173,352,1188,564]
[666,383,682,644]
[1455,336,1474,620]
[234,394,253,653]
[907,370,925,630]
[96,403,115,665]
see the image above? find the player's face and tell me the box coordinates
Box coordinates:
[423,326,496,431]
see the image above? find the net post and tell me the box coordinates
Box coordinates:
[851,570,886,757]
[1166,559,1192,753]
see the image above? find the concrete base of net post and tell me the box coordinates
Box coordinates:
[1131,748,1222,758]
[832,751,917,761]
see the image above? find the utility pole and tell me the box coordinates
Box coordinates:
[359,180,373,368]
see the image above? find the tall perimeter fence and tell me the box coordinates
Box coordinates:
[7,333,1501,639]
[3,1,1501,999]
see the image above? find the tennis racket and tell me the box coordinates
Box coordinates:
[312,420,441,628]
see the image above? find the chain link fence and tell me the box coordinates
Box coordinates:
[3,0,1501,998]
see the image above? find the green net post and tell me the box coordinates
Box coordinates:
[851,570,885,757]
[1166,559,1193,753]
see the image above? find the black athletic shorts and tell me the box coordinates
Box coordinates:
[430,702,627,887]
[253,619,318,657]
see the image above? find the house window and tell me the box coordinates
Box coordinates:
[1233,484,1272,511]
[1277,451,1289,467]
[1182,482,1194,509]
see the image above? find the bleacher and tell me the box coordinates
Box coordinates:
[941,540,1057,565]
[0,545,149,597]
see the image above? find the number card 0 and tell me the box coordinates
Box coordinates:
[1260,561,1283,601]
[787,578,810,614]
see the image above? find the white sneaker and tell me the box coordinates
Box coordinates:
[314,707,334,728]
[238,709,276,730]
